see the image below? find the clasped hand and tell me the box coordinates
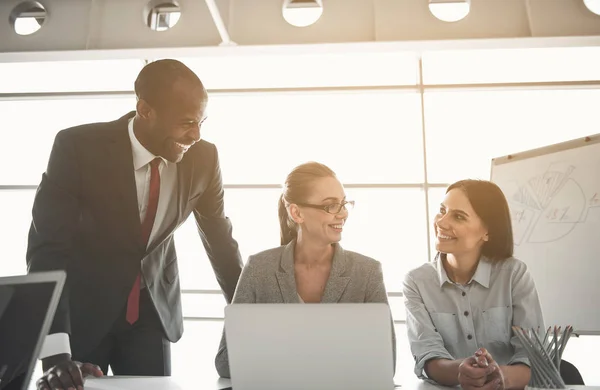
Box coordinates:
[458,348,505,390]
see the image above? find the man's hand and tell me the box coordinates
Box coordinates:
[458,349,499,390]
[37,355,103,390]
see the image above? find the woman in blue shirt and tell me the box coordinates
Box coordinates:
[404,179,544,390]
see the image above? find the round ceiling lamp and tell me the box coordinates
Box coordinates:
[584,0,600,16]
[282,0,323,27]
[9,1,47,36]
[429,0,470,22]
[143,0,181,31]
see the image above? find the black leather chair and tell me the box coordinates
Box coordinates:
[560,359,585,385]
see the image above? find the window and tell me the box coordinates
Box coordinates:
[170,320,224,381]
[424,89,600,184]
[176,187,428,294]
[0,96,136,184]
[177,187,425,321]
[428,187,447,261]
[342,188,428,293]
[388,296,407,322]
[0,60,144,93]
[0,190,36,277]
[179,51,418,89]
[422,46,600,85]
[2,47,599,385]
[181,294,227,318]
[202,91,424,184]
[175,188,281,291]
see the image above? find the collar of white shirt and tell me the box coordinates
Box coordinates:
[127,117,168,170]
[436,255,492,289]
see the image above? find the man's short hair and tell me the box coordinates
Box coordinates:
[134,59,206,108]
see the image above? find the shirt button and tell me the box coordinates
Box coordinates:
[467,334,473,340]
[464,311,469,316]
[462,292,466,296]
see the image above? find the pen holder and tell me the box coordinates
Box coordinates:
[513,326,573,390]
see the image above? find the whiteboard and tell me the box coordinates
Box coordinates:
[490,134,600,335]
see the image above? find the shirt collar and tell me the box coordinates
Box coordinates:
[436,254,492,289]
[128,117,167,170]
[471,257,492,288]
[436,257,452,288]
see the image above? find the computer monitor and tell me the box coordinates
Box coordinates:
[0,271,65,390]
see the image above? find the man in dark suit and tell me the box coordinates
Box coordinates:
[27,59,243,389]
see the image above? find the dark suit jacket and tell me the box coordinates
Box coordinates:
[26,111,243,358]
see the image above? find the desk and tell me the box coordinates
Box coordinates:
[29,376,600,390]
[26,375,232,390]
[57,376,413,390]
[28,376,424,390]
[76,376,231,390]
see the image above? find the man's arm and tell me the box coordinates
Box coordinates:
[193,144,243,303]
[27,130,81,362]
[39,334,71,366]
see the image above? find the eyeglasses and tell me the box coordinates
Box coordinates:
[296,200,355,214]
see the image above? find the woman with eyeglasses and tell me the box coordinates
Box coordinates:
[404,179,544,390]
[214,161,396,378]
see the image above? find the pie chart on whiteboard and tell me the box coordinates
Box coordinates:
[505,162,587,245]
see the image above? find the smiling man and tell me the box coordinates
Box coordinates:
[26,59,243,390]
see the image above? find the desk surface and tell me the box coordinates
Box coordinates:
[66,376,419,390]
[28,375,427,390]
[28,375,600,390]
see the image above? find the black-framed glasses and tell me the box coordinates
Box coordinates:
[296,200,355,214]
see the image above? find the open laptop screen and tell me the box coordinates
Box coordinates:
[0,272,65,390]
[225,303,395,390]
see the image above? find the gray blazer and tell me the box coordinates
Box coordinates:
[215,241,397,378]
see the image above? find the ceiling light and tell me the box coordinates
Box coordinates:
[15,17,42,35]
[9,1,47,36]
[584,0,600,16]
[144,1,181,31]
[429,0,470,22]
[282,0,323,27]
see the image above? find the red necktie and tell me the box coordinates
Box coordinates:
[126,158,161,325]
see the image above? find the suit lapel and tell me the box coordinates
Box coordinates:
[321,244,350,303]
[107,112,143,251]
[276,242,300,303]
[176,152,193,222]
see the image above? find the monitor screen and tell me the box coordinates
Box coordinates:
[0,281,57,390]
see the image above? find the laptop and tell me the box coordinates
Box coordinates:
[0,271,66,390]
[224,303,395,390]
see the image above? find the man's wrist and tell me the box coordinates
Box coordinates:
[42,353,71,372]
